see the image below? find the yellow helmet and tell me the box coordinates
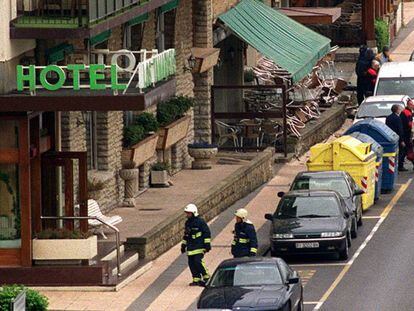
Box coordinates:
[235,208,248,220]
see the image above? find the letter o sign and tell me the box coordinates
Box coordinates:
[39,65,66,91]
[111,50,136,73]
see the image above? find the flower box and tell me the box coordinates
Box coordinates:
[121,133,159,168]
[32,235,97,260]
[157,115,191,150]
[39,135,51,153]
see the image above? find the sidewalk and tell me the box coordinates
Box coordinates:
[391,2,414,61]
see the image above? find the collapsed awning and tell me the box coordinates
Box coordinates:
[218,0,331,83]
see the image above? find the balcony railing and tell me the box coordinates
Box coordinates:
[14,0,149,28]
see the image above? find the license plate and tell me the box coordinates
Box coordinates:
[295,242,319,249]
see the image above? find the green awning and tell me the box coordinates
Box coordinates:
[127,13,149,26]
[89,29,112,46]
[159,0,179,14]
[218,0,331,83]
[46,42,74,63]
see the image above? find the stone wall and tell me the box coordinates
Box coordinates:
[126,148,274,259]
[142,12,156,50]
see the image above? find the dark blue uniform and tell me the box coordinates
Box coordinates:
[231,221,258,258]
[386,111,407,169]
[181,216,211,283]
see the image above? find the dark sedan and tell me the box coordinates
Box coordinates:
[288,171,364,238]
[265,190,353,260]
[197,257,303,311]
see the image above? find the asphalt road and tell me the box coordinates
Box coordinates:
[263,172,414,311]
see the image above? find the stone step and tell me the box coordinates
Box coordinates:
[100,244,125,262]
[111,252,139,277]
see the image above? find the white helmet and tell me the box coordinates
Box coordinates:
[235,208,248,220]
[184,203,199,217]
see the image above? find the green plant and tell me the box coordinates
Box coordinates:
[157,96,194,127]
[375,19,389,52]
[151,162,170,171]
[123,124,145,147]
[244,68,255,82]
[134,112,159,133]
[0,171,20,239]
[36,228,92,239]
[0,285,48,311]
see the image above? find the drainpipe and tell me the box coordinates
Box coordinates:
[55,111,63,227]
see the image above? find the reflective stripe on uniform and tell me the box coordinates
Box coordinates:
[250,247,257,253]
[193,277,202,282]
[238,238,250,243]
[191,232,202,239]
[187,248,205,256]
[383,152,397,157]
[204,238,211,243]
[181,240,187,245]
[231,240,236,245]
[202,259,209,279]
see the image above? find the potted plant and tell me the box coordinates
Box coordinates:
[87,177,106,200]
[32,228,97,261]
[156,96,193,150]
[188,141,218,169]
[150,162,170,187]
[121,112,159,168]
[39,128,52,153]
[0,285,49,311]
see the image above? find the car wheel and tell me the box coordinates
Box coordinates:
[339,236,349,260]
[351,217,358,239]
[357,207,363,226]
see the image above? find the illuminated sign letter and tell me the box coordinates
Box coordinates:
[67,64,85,91]
[16,65,36,91]
[110,65,127,91]
[39,65,66,91]
[89,64,106,90]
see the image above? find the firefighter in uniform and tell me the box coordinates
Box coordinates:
[181,204,211,286]
[231,208,258,258]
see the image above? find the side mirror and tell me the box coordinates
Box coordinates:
[354,189,364,196]
[265,213,273,221]
[277,191,285,198]
[287,277,299,285]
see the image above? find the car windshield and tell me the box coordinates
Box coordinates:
[275,196,341,219]
[292,177,351,198]
[356,102,401,118]
[209,263,283,287]
[376,78,414,98]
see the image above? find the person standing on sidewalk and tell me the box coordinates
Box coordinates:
[231,208,258,258]
[399,100,414,171]
[365,59,380,98]
[376,46,393,65]
[181,204,211,287]
[356,45,368,105]
[386,104,405,170]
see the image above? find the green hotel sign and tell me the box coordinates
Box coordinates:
[16,64,127,92]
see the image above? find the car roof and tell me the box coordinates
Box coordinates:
[284,190,340,197]
[363,95,409,103]
[218,257,282,268]
[295,171,347,179]
[378,62,414,78]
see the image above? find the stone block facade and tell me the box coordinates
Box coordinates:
[126,148,274,259]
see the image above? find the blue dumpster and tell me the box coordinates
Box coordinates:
[349,132,384,201]
[345,119,399,192]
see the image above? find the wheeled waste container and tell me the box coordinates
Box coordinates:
[344,119,399,192]
[349,132,383,201]
[307,136,377,211]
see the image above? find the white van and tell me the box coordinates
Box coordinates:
[374,62,414,98]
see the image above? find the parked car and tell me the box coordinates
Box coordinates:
[197,257,303,311]
[265,190,353,260]
[374,62,414,98]
[354,95,410,124]
[288,171,364,238]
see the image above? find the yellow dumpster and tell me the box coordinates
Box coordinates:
[307,136,376,211]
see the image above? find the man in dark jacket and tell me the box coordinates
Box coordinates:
[181,203,211,286]
[399,100,414,171]
[386,104,405,170]
[231,208,258,258]
[356,45,368,105]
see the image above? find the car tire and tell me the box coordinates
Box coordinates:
[282,301,291,311]
[339,236,349,260]
[357,207,363,226]
[351,217,358,239]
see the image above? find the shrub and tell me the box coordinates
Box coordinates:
[36,228,92,239]
[123,124,145,147]
[134,112,159,133]
[157,96,193,127]
[375,19,389,52]
[0,285,49,311]
[151,162,170,171]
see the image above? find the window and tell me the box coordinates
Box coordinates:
[86,112,98,170]
[292,177,352,198]
[376,78,414,98]
[156,11,165,52]
[357,102,403,118]
[275,196,341,219]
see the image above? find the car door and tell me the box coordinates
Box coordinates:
[278,261,301,309]
[346,173,362,211]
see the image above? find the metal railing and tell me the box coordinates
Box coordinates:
[14,0,148,27]
[40,216,122,277]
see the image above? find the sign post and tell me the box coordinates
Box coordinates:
[11,290,26,311]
